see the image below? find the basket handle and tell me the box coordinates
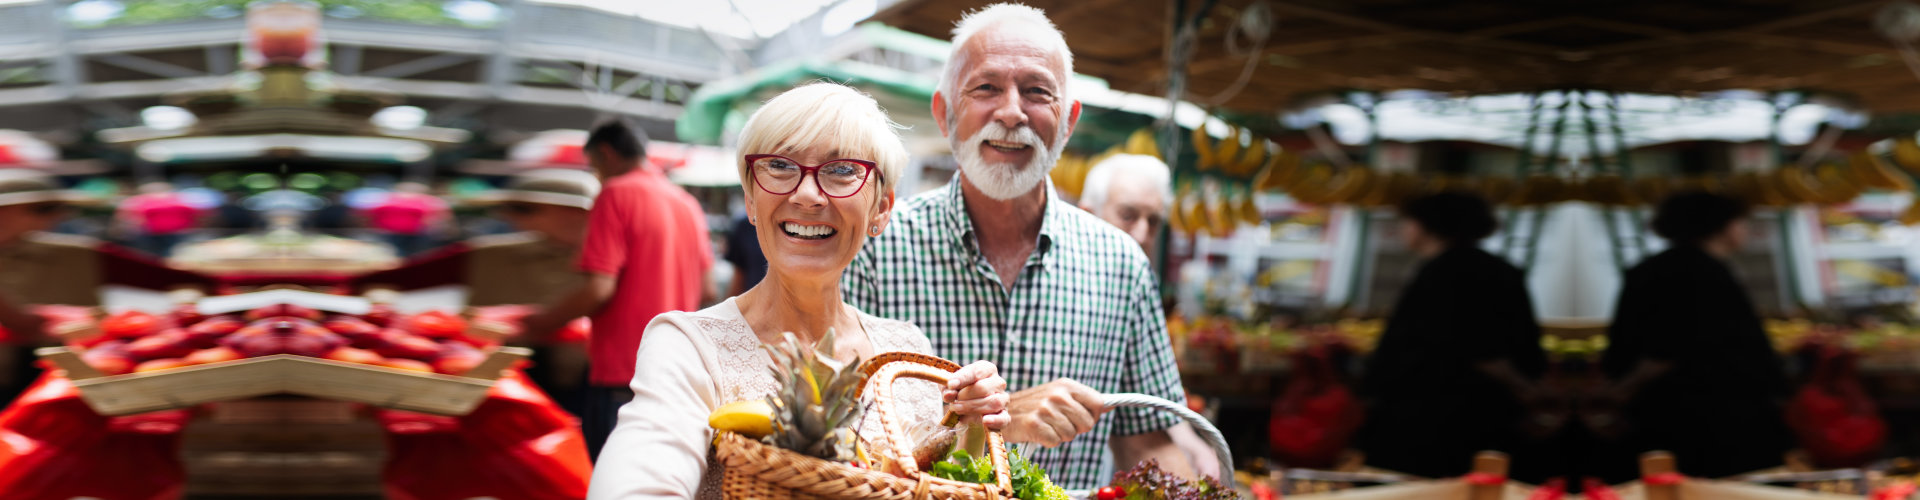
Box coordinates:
[866,355,1015,494]
[1063,393,1237,498]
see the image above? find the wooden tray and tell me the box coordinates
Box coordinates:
[37,346,529,416]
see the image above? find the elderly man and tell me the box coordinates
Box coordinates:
[843,3,1195,488]
[1078,154,1172,258]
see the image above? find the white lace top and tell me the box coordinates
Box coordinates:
[585,298,944,500]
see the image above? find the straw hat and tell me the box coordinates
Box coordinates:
[463,169,599,210]
[0,169,99,207]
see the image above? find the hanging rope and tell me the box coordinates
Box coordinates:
[1200,0,1274,106]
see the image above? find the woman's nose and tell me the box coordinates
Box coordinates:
[788,174,829,207]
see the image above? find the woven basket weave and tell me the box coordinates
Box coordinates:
[714,352,1017,499]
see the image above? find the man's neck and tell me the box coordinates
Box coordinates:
[958,176,1047,288]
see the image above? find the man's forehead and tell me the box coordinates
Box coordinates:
[958,24,1067,78]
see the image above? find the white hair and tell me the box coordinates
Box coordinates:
[937,3,1075,124]
[736,82,909,201]
[1079,154,1172,210]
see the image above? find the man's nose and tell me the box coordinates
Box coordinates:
[988,90,1027,130]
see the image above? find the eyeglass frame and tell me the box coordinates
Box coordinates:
[743,154,883,199]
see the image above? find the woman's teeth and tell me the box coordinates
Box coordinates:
[783,222,836,240]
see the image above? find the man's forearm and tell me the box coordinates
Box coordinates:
[1111,429,1196,480]
[522,274,615,342]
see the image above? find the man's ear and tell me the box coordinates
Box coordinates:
[1065,100,1082,137]
[932,92,951,137]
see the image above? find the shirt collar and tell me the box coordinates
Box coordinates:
[936,174,1064,268]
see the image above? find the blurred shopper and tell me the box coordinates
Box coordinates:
[116,182,202,257]
[842,4,1194,487]
[522,120,712,462]
[1076,153,1221,478]
[364,181,449,256]
[722,213,767,296]
[355,170,599,418]
[1078,153,1171,258]
[1600,192,1791,478]
[1358,191,1546,479]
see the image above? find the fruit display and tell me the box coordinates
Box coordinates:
[1102,459,1240,500]
[75,301,494,377]
[1169,313,1383,375]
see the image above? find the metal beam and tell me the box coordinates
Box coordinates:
[93,53,205,79]
[334,44,363,76]
[362,53,478,79]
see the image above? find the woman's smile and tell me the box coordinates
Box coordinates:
[779,220,838,241]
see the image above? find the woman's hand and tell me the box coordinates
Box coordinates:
[944,360,1011,431]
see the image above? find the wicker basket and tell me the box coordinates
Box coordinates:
[713,353,1017,499]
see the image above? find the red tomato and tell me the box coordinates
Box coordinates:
[102,311,162,339]
[403,310,467,339]
[1097,486,1124,500]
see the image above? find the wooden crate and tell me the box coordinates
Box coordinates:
[37,346,529,416]
[181,399,386,497]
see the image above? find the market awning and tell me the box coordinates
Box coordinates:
[871,0,1920,113]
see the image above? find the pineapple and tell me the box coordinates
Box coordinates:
[762,329,868,462]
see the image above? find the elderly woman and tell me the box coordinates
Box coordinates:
[586,83,1012,499]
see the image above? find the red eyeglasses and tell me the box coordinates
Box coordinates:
[744,154,881,198]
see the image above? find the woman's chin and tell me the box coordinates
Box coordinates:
[765,257,853,283]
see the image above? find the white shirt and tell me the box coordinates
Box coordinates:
[586,297,942,499]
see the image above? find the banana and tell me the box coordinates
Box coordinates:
[1268,153,1307,191]
[1773,167,1823,204]
[1229,139,1269,176]
[708,400,776,438]
[1125,128,1159,157]
[1815,164,1863,204]
[1850,150,1913,191]
[1752,172,1793,207]
[1902,200,1920,226]
[1215,126,1243,173]
[1167,190,1189,234]
[1894,137,1920,175]
[1321,168,1376,204]
[1205,194,1234,237]
[1239,192,1263,224]
[1285,164,1335,204]
[1192,122,1216,170]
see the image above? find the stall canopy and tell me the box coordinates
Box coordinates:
[872,0,1920,114]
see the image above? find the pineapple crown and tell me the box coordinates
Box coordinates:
[762,329,871,462]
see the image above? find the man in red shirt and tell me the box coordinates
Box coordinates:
[116,182,202,257]
[523,120,712,461]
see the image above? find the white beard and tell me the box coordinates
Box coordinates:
[952,121,1066,201]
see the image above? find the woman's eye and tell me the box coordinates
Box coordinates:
[823,163,858,176]
[766,159,798,170]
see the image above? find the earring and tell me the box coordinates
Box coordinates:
[868,226,882,237]
[748,215,755,224]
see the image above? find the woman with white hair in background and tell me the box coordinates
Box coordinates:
[586,82,1013,499]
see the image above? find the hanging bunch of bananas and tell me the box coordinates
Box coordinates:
[1193,122,1272,177]
[1883,137,1920,225]
[1050,153,1092,199]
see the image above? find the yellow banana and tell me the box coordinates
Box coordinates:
[708,400,776,438]
[1894,137,1920,175]
[1753,172,1793,207]
[1773,167,1823,204]
[1268,153,1307,191]
[1167,191,1189,234]
[1319,168,1376,205]
[1815,164,1863,204]
[1229,139,1269,176]
[1902,200,1920,226]
[1238,190,1262,225]
[1286,164,1335,203]
[1192,122,1216,170]
[1215,126,1243,173]
[1125,128,1159,157]
[1725,172,1763,206]
[1851,150,1912,191]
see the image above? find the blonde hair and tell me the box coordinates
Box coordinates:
[938,3,1074,124]
[737,82,908,202]
[1080,154,1172,209]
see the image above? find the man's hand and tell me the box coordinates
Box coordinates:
[1001,378,1106,447]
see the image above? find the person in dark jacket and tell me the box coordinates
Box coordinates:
[1599,191,1792,478]
[1359,191,1547,478]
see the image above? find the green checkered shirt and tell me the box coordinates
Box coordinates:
[844,178,1187,489]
